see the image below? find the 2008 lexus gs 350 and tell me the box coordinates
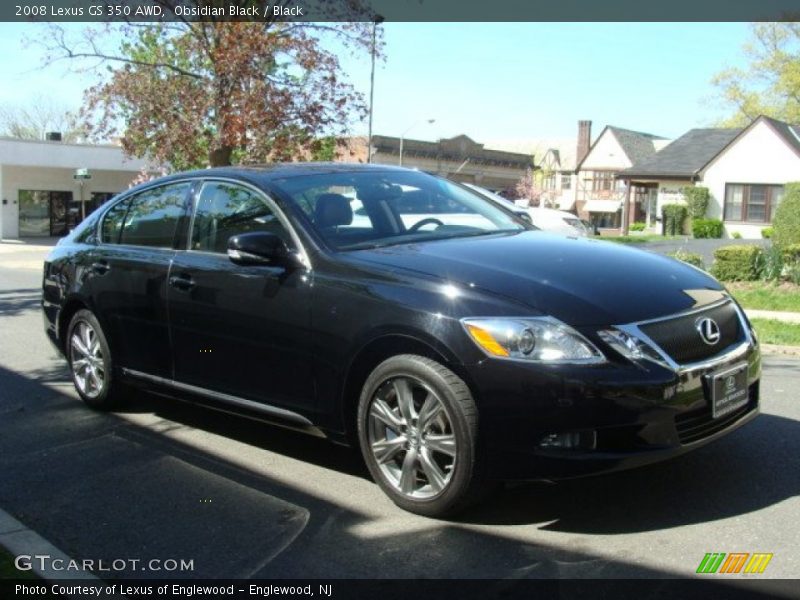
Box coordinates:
[43,164,760,516]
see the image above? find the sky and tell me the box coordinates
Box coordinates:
[0,22,753,149]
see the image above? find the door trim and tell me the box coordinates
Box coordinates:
[121,367,314,427]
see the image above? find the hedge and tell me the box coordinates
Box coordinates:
[682,186,710,218]
[662,204,688,236]
[762,227,773,239]
[773,182,800,248]
[668,249,705,269]
[783,243,800,263]
[709,245,764,281]
[691,218,723,239]
[630,222,646,232]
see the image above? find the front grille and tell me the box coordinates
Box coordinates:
[674,384,758,445]
[639,301,743,364]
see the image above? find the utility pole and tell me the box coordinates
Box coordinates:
[367,15,384,164]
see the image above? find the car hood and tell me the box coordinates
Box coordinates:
[343,231,724,326]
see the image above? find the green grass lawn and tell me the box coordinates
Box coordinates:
[727,282,800,312]
[750,318,800,346]
[602,234,684,244]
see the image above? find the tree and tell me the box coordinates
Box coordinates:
[712,23,800,126]
[0,95,84,142]
[42,5,381,170]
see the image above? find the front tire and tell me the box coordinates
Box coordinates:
[66,309,124,410]
[357,354,487,517]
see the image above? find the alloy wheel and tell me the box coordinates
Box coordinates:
[70,320,106,399]
[366,376,457,499]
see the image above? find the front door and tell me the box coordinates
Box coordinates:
[167,180,315,414]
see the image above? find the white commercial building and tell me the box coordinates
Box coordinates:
[0,137,147,239]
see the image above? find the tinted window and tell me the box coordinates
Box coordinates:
[271,170,524,250]
[101,198,132,244]
[119,183,190,248]
[191,182,289,254]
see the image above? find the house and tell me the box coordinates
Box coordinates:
[618,115,800,238]
[575,124,670,230]
[337,134,534,192]
[485,121,588,210]
[0,135,146,239]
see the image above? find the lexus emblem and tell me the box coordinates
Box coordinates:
[696,317,721,345]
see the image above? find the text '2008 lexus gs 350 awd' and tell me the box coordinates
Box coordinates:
[43,164,760,516]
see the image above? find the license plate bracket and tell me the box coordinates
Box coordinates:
[709,362,749,419]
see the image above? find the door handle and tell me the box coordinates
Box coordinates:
[91,261,110,275]
[169,274,196,291]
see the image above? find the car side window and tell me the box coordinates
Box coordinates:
[101,197,132,244]
[190,182,290,254]
[119,183,191,248]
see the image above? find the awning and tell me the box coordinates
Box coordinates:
[558,197,576,211]
[584,200,622,213]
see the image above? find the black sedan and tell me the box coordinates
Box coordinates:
[42,164,760,516]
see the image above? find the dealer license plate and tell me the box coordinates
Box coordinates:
[710,363,749,419]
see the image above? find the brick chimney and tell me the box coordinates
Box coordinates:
[576,120,592,165]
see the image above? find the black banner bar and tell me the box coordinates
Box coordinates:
[2,579,798,600]
[3,0,800,23]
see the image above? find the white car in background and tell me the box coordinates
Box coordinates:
[463,183,587,237]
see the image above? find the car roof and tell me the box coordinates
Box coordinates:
[129,162,411,194]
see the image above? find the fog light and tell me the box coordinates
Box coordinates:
[538,431,596,450]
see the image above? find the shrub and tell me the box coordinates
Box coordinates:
[668,249,705,270]
[732,231,742,239]
[682,186,710,218]
[786,263,800,285]
[630,222,646,232]
[691,218,723,239]
[662,204,688,235]
[755,244,784,281]
[762,227,773,239]
[782,243,800,264]
[773,182,800,248]
[710,245,764,281]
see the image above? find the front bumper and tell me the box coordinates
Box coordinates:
[471,338,761,481]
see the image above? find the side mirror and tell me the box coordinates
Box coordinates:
[227,232,296,267]
[516,211,532,223]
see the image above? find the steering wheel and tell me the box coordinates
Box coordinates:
[407,218,445,232]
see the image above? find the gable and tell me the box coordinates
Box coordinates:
[700,119,800,182]
[579,127,632,171]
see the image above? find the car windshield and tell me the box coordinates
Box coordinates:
[270,170,526,250]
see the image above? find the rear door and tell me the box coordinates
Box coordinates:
[167,179,315,414]
[88,181,193,378]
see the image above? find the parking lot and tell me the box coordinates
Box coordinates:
[1,240,798,586]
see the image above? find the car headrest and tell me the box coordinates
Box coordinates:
[314,193,353,228]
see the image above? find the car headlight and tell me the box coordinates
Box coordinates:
[461,317,606,364]
[597,328,669,367]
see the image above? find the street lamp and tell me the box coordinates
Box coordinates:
[399,118,435,167]
[366,14,384,164]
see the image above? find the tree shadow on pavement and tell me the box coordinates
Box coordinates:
[0,288,41,317]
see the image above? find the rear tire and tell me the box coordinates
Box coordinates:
[66,309,126,410]
[357,354,489,517]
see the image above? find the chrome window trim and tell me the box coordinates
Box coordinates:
[95,178,197,248]
[613,297,756,374]
[185,177,312,270]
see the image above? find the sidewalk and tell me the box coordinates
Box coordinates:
[745,309,800,324]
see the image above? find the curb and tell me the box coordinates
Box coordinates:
[0,508,102,583]
[759,343,800,358]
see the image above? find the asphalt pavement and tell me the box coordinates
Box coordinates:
[0,241,799,585]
